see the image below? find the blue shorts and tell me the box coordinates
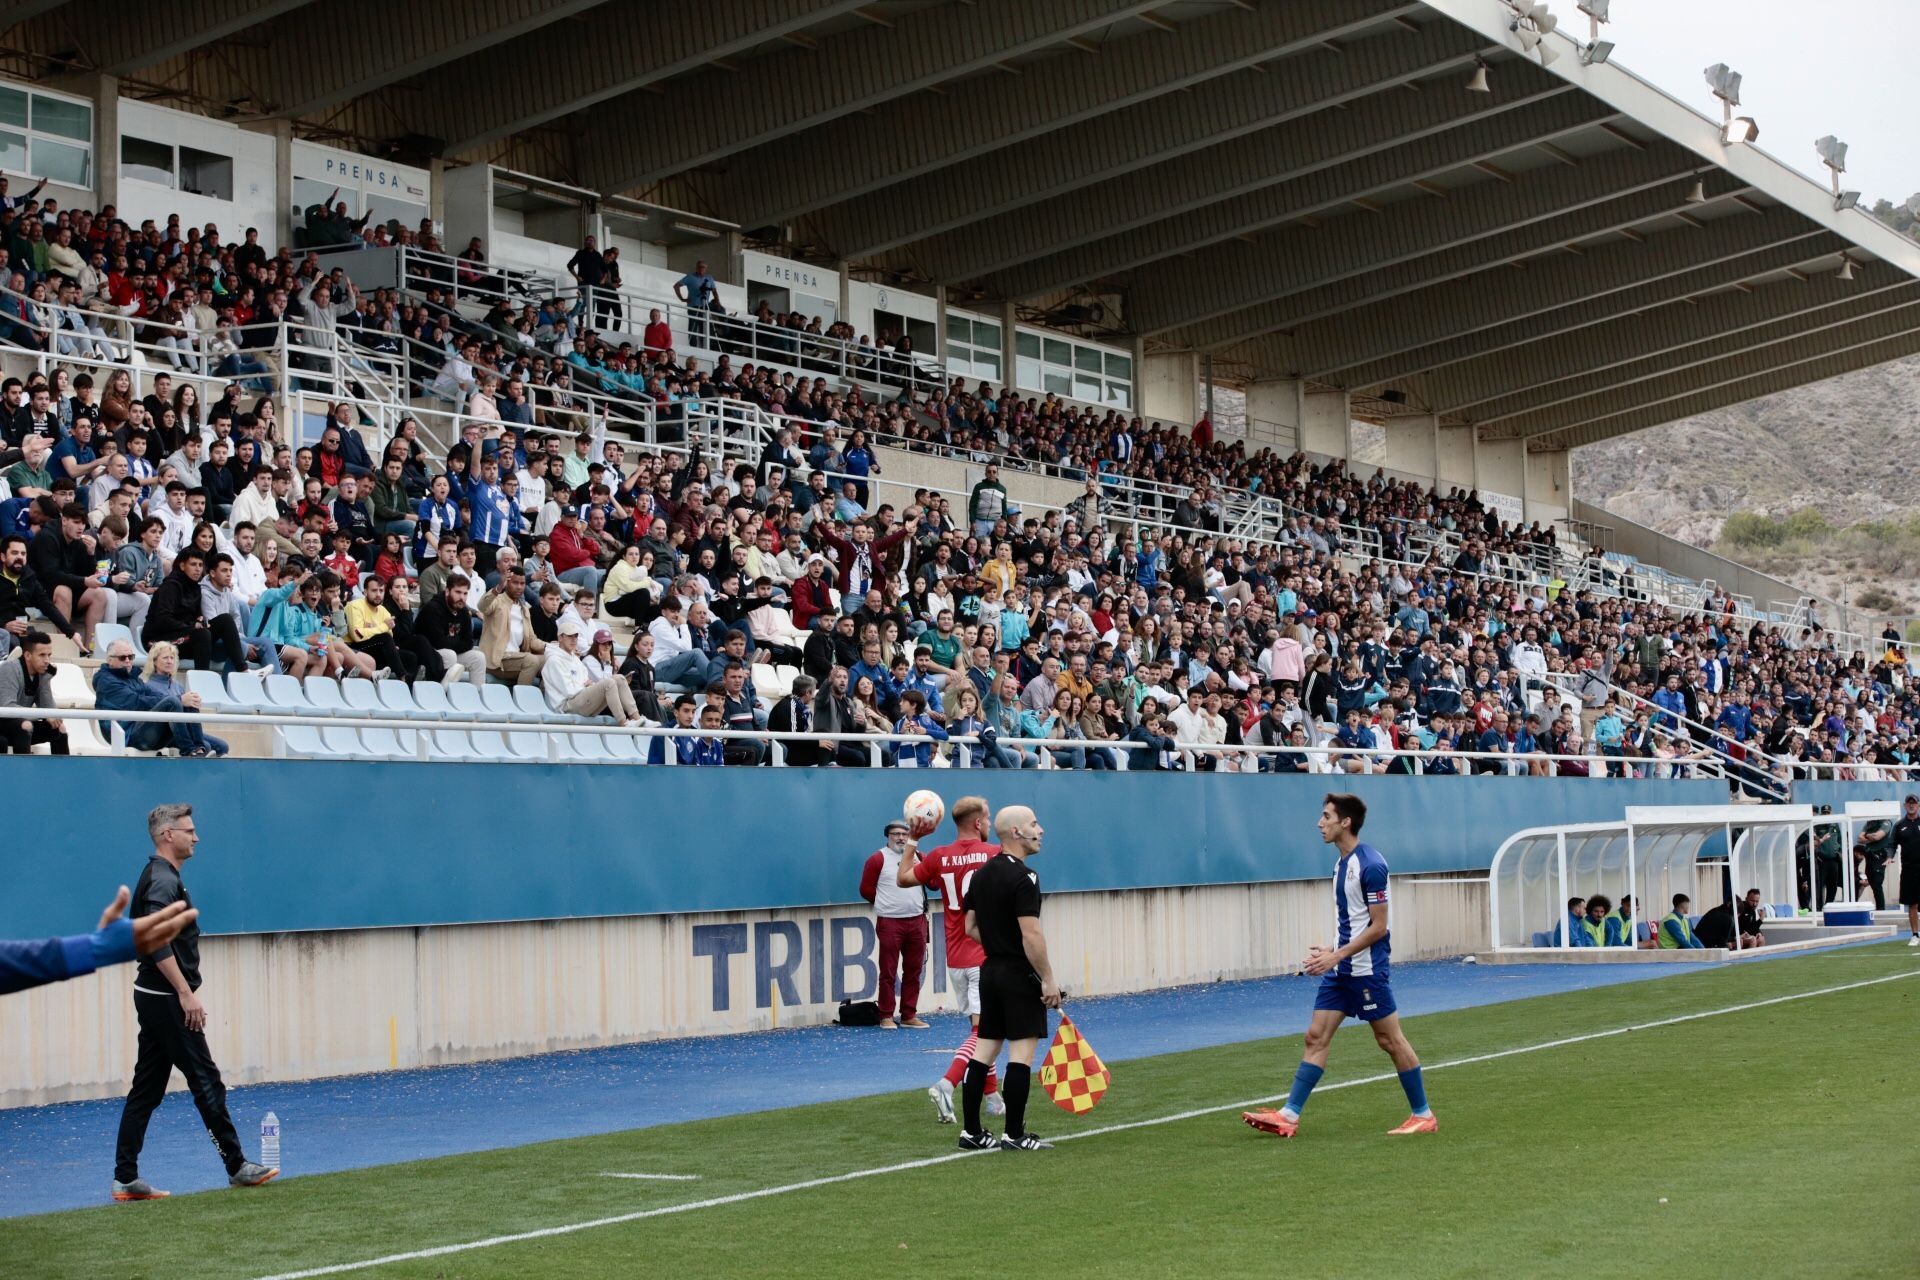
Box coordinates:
[1314,973,1397,1023]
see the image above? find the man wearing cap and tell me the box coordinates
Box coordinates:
[541,616,640,725]
[859,820,931,1030]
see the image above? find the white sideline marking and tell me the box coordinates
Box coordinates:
[253,969,1919,1280]
[597,1173,701,1182]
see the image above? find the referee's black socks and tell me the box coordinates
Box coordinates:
[962,1058,989,1134]
[1002,1062,1031,1139]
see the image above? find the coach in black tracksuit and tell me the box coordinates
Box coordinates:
[111,802,275,1201]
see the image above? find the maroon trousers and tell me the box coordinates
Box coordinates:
[875,914,929,1020]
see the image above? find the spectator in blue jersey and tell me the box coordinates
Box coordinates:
[464,456,520,574]
[1,885,193,996]
[1653,672,1688,731]
[1657,895,1706,949]
[893,689,948,768]
[647,695,708,765]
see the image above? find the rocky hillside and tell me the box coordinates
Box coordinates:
[1572,354,1920,612]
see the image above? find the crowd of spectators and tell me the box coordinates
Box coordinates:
[0,202,1913,778]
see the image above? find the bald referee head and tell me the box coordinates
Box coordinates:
[993,806,1044,858]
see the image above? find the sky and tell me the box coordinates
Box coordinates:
[1595,0,1917,207]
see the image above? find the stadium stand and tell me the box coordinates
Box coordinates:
[0,194,1909,789]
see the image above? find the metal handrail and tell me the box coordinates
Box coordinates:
[0,703,1738,778]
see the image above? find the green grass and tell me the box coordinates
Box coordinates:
[7,948,1919,1279]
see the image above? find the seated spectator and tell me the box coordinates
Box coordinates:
[542,617,641,726]
[0,628,64,754]
[96,638,227,756]
[1658,895,1707,949]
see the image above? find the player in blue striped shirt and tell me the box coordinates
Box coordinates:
[1245,793,1438,1138]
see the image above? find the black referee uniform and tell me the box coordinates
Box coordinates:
[113,853,247,1184]
[960,851,1050,1147]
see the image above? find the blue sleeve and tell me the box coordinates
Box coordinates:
[0,933,88,995]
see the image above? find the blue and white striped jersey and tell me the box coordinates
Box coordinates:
[1335,844,1391,979]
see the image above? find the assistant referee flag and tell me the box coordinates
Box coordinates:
[1039,1014,1110,1114]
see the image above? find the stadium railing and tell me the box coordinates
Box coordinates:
[0,703,1753,779]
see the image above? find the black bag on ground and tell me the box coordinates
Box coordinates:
[836,1000,881,1026]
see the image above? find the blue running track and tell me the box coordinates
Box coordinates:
[0,949,1873,1218]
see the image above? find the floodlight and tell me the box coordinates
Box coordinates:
[1836,255,1856,282]
[1466,59,1491,93]
[1576,0,1610,19]
[1814,136,1848,173]
[1704,63,1742,106]
[1834,191,1860,212]
[1582,39,1614,64]
[1721,116,1759,145]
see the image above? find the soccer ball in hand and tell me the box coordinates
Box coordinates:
[903,789,945,837]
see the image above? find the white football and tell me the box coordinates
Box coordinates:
[903,789,945,834]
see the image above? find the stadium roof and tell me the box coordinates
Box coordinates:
[13,0,1920,449]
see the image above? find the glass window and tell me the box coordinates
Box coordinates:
[1043,337,1070,367]
[1016,356,1041,389]
[121,136,174,188]
[178,147,233,200]
[1043,369,1072,396]
[0,87,25,130]
[1074,374,1102,402]
[1107,381,1132,409]
[1074,346,1102,374]
[1015,331,1041,359]
[974,320,1001,349]
[365,194,427,235]
[946,314,971,344]
[1105,351,1131,379]
[32,138,89,187]
[0,130,25,176]
[974,350,1002,382]
[30,95,89,142]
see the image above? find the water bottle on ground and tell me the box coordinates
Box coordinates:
[260,1112,280,1169]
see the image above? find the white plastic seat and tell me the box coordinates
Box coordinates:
[412,681,481,721]
[468,730,518,761]
[426,727,483,760]
[567,732,616,762]
[445,683,491,719]
[186,669,238,712]
[278,724,344,757]
[303,676,352,716]
[342,678,404,719]
[359,725,421,759]
[480,684,538,723]
[94,622,142,664]
[321,725,376,757]
[378,679,429,717]
[263,674,317,713]
[510,685,551,720]
[605,731,646,763]
[506,730,552,760]
[226,671,272,711]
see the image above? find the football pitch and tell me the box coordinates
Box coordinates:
[6,946,1916,1280]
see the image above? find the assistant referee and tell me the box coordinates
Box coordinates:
[957,804,1060,1153]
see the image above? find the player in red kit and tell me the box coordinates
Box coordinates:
[896,793,1001,1123]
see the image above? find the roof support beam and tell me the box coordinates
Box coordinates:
[263,0,601,119]
[703,0,1427,226]
[1476,294,1920,432]
[578,0,1170,196]
[1429,264,1920,414]
[810,20,1493,258]
[410,0,871,156]
[1526,326,1920,450]
[1117,138,1699,337]
[1292,222,1846,387]
[1162,152,1733,351]
[25,0,313,76]
[903,55,1565,280]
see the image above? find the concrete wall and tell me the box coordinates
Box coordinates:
[1478,438,1527,515]
[1383,415,1438,482]
[1303,390,1352,459]
[1244,379,1304,454]
[1140,351,1198,425]
[1525,446,1571,525]
[1436,422,1476,491]
[0,874,1491,1108]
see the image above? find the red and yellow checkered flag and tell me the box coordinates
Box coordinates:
[1038,1014,1110,1115]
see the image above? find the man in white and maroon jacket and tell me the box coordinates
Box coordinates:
[859,820,930,1030]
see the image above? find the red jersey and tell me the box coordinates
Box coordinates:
[912,838,998,970]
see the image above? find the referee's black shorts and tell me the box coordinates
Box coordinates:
[978,959,1048,1041]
